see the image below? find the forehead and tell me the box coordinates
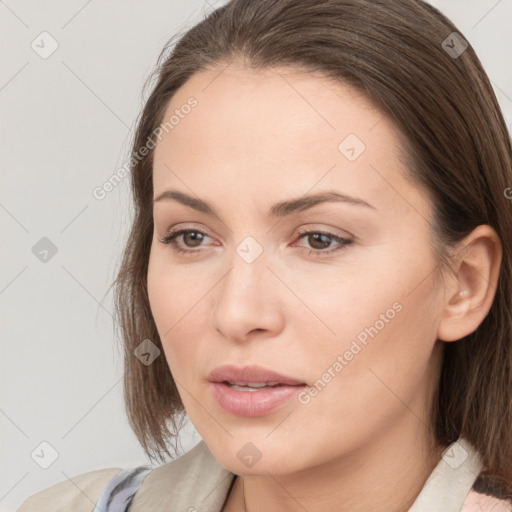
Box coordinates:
[156,62,392,157]
[152,62,425,219]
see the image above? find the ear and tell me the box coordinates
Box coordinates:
[437,224,502,342]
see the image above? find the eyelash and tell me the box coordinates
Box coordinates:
[158,228,353,257]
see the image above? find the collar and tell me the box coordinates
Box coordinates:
[408,435,483,511]
[130,436,483,511]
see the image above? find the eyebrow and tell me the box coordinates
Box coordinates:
[153,189,376,217]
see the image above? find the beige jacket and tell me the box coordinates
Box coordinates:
[17,436,512,511]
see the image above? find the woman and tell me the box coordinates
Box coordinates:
[18,0,512,510]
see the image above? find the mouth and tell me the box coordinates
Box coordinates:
[209,381,307,417]
[206,365,308,417]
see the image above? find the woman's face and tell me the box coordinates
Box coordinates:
[148,62,446,475]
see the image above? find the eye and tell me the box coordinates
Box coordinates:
[159,228,213,255]
[294,229,353,256]
[159,227,353,257]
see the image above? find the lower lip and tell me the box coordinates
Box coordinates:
[209,382,307,417]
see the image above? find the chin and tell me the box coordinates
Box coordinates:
[206,436,303,476]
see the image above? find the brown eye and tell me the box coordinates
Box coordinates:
[307,233,333,250]
[159,228,213,254]
[182,231,205,247]
[295,230,353,256]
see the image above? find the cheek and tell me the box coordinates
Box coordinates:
[279,247,429,352]
[147,249,182,344]
[147,248,214,381]
[294,249,441,410]
[291,290,440,462]
[147,247,202,333]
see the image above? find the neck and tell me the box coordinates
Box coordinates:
[224,424,446,512]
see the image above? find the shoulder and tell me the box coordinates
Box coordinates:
[129,441,235,511]
[461,488,512,512]
[461,471,512,512]
[17,467,122,512]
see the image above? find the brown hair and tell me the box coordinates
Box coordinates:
[111,0,512,492]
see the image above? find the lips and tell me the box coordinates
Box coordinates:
[207,364,306,386]
[207,364,308,417]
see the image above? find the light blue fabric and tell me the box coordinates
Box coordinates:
[92,466,153,512]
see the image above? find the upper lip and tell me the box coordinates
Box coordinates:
[207,364,306,386]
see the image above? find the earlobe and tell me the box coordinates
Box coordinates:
[437,225,502,343]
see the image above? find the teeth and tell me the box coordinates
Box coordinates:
[229,384,263,392]
[227,382,281,391]
[228,382,281,387]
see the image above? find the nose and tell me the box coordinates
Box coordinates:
[211,243,285,343]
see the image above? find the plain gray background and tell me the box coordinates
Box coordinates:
[1,1,511,510]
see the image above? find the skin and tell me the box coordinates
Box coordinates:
[147,61,502,512]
